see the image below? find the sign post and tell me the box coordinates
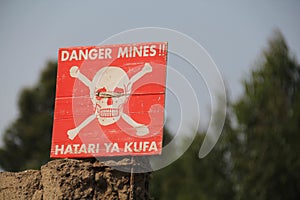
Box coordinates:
[51,42,168,158]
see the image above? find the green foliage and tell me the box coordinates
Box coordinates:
[151,30,300,199]
[228,30,300,199]
[150,131,234,200]
[0,61,57,171]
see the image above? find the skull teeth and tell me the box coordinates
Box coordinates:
[99,108,120,118]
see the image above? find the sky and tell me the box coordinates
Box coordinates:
[0,0,300,146]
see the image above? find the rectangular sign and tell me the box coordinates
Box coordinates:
[50,42,168,158]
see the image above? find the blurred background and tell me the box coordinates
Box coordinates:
[1,1,300,199]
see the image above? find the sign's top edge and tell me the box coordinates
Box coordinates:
[59,41,168,50]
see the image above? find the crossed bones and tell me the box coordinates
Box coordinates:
[67,63,152,140]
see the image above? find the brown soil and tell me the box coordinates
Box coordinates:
[0,158,151,200]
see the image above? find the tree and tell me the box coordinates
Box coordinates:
[150,130,234,200]
[0,61,57,171]
[228,30,300,199]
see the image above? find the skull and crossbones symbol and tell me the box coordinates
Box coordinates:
[67,63,152,140]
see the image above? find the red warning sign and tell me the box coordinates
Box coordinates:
[51,42,168,158]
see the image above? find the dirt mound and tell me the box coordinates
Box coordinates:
[0,158,151,200]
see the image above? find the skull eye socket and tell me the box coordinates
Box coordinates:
[96,87,107,100]
[95,87,125,100]
[114,87,125,94]
[97,87,107,93]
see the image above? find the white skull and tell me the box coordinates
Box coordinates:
[90,67,130,126]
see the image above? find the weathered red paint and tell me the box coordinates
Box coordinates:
[51,42,167,158]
